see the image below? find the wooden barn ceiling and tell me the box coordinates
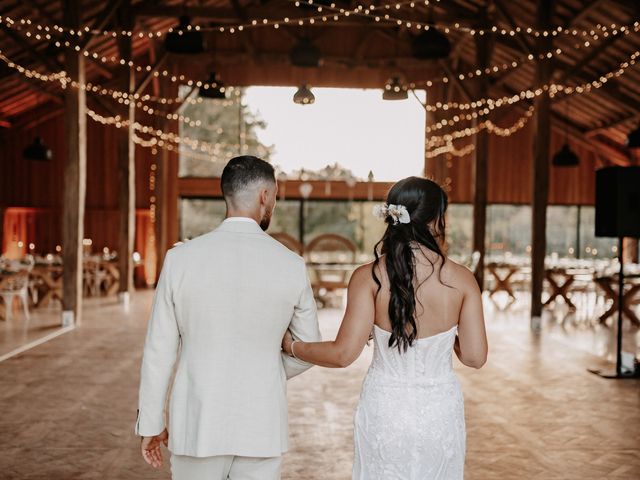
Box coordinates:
[0,0,639,161]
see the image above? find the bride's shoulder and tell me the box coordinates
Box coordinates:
[349,261,379,289]
[442,257,478,290]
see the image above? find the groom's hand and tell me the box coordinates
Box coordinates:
[140,428,168,468]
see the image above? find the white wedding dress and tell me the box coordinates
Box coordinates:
[353,324,465,479]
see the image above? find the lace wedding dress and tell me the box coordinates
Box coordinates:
[353,324,465,480]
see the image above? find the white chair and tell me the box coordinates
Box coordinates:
[469,251,482,275]
[0,270,31,322]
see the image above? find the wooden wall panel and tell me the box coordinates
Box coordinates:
[0,108,153,210]
[442,110,600,206]
[0,107,154,260]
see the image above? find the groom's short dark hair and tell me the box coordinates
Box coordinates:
[221,156,275,198]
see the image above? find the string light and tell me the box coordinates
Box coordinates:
[418,49,639,113]
[408,27,637,90]
[1,4,636,40]
[425,140,475,159]
[426,106,535,149]
[1,44,637,152]
[87,108,271,158]
[290,2,638,39]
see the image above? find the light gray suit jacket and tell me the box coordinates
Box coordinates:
[135,218,321,457]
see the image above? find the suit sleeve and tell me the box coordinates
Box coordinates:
[282,260,321,379]
[135,249,181,436]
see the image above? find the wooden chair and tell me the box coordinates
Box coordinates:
[270,232,304,256]
[305,234,357,300]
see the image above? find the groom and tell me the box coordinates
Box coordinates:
[135,155,321,479]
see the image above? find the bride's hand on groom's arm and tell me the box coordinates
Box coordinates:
[140,428,168,468]
[283,265,376,368]
[282,329,294,356]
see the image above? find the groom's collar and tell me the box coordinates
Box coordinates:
[216,216,266,234]
[223,216,259,225]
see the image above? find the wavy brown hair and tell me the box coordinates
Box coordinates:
[372,177,449,352]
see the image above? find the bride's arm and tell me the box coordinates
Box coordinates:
[282,264,376,368]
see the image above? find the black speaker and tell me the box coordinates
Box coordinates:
[595,166,640,238]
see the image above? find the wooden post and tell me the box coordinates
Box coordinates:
[154,76,180,279]
[471,10,494,290]
[0,206,5,255]
[62,0,87,326]
[530,0,555,326]
[424,83,446,179]
[116,1,135,300]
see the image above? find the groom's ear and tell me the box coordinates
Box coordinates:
[259,188,269,207]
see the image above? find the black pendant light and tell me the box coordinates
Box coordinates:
[198,72,226,99]
[553,100,580,167]
[165,16,204,54]
[290,38,322,68]
[23,137,52,161]
[411,28,451,60]
[552,143,580,167]
[626,125,640,148]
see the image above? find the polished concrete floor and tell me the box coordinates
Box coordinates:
[0,291,639,479]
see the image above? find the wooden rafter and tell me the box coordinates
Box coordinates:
[554,31,630,84]
[78,0,125,50]
[229,0,257,57]
[562,0,608,28]
[586,112,640,137]
[493,0,534,55]
[134,51,168,95]
[20,0,114,78]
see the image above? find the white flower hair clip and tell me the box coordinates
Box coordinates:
[373,203,411,225]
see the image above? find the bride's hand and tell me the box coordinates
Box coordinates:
[282,330,294,356]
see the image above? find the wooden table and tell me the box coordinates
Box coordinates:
[307,262,358,291]
[30,265,63,307]
[544,267,593,311]
[486,262,521,301]
[594,274,640,326]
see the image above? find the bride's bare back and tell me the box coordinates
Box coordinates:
[372,245,486,367]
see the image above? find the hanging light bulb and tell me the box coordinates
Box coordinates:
[23,136,52,161]
[293,85,315,105]
[198,72,226,99]
[383,76,408,100]
[164,16,204,54]
[626,125,640,148]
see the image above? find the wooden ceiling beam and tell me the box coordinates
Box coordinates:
[78,0,125,50]
[439,59,474,101]
[493,0,534,55]
[488,76,632,165]
[229,0,257,57]
[554,31,629,84]
[586,112,640,137]
[563,0,607,28]
[19,0,114,79]
[134,51,168,95]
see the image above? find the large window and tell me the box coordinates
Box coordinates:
[486,205,532,258]
[179,199,617,262]
[546,205,579,257]
[446,204,473,258]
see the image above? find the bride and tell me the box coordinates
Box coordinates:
[282,176,487,480]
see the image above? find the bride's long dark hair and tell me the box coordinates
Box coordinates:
[372,177,449,352]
